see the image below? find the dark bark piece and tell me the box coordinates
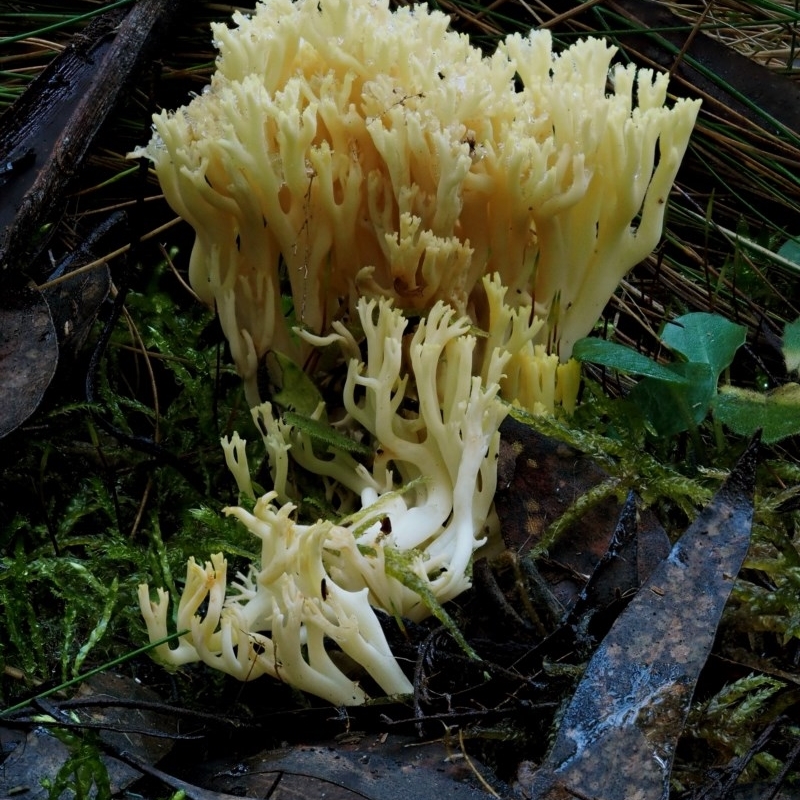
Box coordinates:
[0,0,183,272]
[515,436,759,800]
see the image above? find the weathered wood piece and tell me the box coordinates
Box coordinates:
[0,0,182,272]
[608,0,800,137]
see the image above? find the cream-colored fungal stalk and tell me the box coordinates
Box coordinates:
[139,507,413,706]
[499,34,702,356]
[133,0,700,408]
[479,274,582,415]
[139,296,508,702]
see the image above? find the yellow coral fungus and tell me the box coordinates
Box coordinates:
[133,0,699,410]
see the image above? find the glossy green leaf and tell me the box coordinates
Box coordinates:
[713,384,800,444]
[572,338,689,383]
[660,312,746,379]
[629,362,716,437]
[777,236,800,267]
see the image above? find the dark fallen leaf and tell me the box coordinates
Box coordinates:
[196,734,502,800]
[0,211,120,439]
[0,281,58,438]
[496,416,671,611]
[474,493,643,651]
[559,490,640,628]
[42,214,121,362]
[43,264,110,360]
[727,784,800,800]
[515,436,758,800]
[0,672,176,798]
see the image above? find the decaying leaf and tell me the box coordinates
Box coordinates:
[0,223,114,440]
[41,212,120,362]
[195,734,503,800]
[0,672,176,798]
[0,281,58,438]
[516,436,758,800]
[495,416,671,611]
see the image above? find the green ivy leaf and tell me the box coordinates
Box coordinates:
[713,384,800,444]
[629,362,716,437]
[661,312,746,380]
[576,314,747,438]
[783,318,800,374]
[572,338,689,383]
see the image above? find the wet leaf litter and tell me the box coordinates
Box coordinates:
[516,436,759,800]
[0,423,763,798]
